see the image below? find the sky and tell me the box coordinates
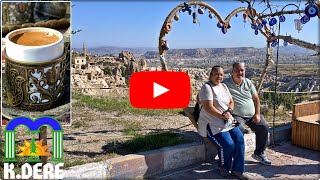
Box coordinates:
[72,1,319,49]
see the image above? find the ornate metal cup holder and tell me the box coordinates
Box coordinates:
[3,47,69,112]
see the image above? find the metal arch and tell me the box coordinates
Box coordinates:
[158,1,235,71]
[157,1,320,93]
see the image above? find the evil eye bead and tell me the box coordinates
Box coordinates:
[303,15,310,22]
[279,15,286,23]
[300,15,310,24]
[283,41,288,46]
[251,24,256,29]
[160,56,166,63]
[222,26,227,34]
[305,4,319,18]
[165,42,169,50]
[209,13,213,19]
[258,23,263,29]
[271,41,277,47]
[217,22,223,28]
[198,8,204,14]
[262,19,267,25]
[269,18,277,26]
[254,30,259,35]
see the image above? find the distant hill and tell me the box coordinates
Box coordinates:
[143,47,264,59]
[72,45,316,58]
[142,45,317,59]
[72,46,157,56]
[272,45,317,55]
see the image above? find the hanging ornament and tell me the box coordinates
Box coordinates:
[160,55,166,63]
[300,17,306,24]
[294,18,303,32]
[192,12,197,23]
[174,14,179,21]
[305,3,319,17]
[243,13,247,23]
[222,26,227,34]
[251,23,257,29]
[164,20,172,34]
[269,18,277,26]
[258,23,263,30]
[235,13,238,17]
[209,12,213,19]
[161,39,169,51]
[271,41,277,47]
[254,30,259,35]
[217,22,223,28]
[279,15,286,23]
[182,2,192,15]
[283,41,288,46]
[198,7,204,14]
[300,15,310,24]
[262,19,267,25]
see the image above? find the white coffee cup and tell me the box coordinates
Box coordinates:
[5,27,64,62]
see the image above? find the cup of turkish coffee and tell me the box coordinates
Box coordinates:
[4,27,68,111]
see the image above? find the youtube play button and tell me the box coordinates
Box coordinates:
[153,82,169,98]
[130,71,190,109]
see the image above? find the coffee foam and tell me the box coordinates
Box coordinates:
[11,31,60,46]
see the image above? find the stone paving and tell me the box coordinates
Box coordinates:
[153,141,320,179]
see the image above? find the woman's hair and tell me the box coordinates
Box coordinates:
[209,65,223,77]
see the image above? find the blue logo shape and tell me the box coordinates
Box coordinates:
[6,116,62,132]
[4,116,64,162]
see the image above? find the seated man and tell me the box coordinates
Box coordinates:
[224,62,271,166]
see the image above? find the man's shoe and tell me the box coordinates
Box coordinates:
[219,166,231,178]
[231,171,250,180]
[252,153,271,166]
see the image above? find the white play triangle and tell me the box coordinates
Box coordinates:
[153,82,169,98]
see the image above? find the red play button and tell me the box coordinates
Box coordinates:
[129,71,190,109]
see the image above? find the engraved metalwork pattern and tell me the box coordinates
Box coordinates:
[4,49,67,111]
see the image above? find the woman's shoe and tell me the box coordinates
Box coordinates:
[231,171,250,180]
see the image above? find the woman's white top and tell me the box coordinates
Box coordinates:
[198,82,233,137]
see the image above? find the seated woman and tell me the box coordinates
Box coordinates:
[198,66,248,180]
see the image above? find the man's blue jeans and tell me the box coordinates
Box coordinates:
[207,125,245,173]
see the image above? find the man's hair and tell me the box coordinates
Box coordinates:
[232,62,245,70]
[210,65,223,77]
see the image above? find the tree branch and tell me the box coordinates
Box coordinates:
[259,9,304,19]
[270,35,320,52]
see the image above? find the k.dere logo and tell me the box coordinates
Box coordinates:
[3,116,64,179]
[130,71,190,109]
